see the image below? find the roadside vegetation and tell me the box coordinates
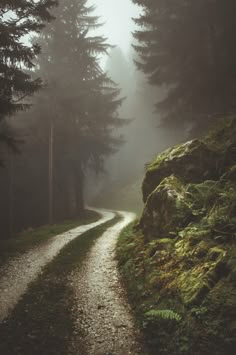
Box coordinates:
[117,119,236,354]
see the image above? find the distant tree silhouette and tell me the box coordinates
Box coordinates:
[33,0,124,220]
[133,0,236,131]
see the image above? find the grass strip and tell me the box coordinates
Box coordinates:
[0,209,100,269]
[0,215,120,355]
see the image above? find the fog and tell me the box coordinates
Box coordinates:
[87,47,185,212]
[83,1,186,211]
[92,0,141,55]
[0,3,235,354]
[0,0,186,238]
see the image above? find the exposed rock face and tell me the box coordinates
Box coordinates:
[141,119,236,238]
[140,175,192,238]
[142,139,219,202]
[117,118,236,354]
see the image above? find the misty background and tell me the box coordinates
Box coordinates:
[85,0,185,210]
[0,0,186,239]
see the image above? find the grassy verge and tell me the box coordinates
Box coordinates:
[0,209,100,269]
[0,215,120,355]
[117,222,148,315]
[117,223,179,355]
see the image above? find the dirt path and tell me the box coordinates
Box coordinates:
[0,209,115,322]
[70,211,144,355]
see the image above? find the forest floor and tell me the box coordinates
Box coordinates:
[0,209,145,354]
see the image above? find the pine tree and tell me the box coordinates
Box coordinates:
[0,0,57,124]
[34,0,124,220]
[133,0,236,131]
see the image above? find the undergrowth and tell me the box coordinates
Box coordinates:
[117,220,236,354]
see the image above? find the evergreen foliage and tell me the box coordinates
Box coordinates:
[33,0,124,217]
[0,0,124,234]
[132,0,236,130]
[0,0,57,122]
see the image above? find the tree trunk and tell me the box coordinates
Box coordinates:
[48,119,54,224]
[75,164,84,216]
[8,152,14,237]
[66,166,84,218]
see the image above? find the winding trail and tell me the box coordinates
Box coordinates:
[0,209,114,322]
[70,211,144,354]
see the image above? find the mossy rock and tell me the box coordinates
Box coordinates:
[153,238,174,251]
[227,251,236,284]
[192,240,213,258]
[143,139,219,202]
[208,246,226,261]
[177,269,210,305]
[177,257,227,306]
[186,180,221,212]
[117,118,236,354]
[140,175,192,238]
[146,238,174,258]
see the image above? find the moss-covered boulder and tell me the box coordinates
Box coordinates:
[117,118,236,355]
[143,118,236,203]
[140,175,192,238]
[143,139,219,202]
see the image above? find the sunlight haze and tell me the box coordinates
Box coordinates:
[92,0,141,54]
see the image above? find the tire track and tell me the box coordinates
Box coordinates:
[70,211,144,354]
[0,209,114,321]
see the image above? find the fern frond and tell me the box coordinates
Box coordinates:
[144,309,182,322]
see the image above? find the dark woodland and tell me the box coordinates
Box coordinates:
[0,1,235,354]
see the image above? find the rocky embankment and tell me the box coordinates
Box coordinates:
[117,118,236,354]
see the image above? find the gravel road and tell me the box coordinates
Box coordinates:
[70,211,145,355]
[0,209,114,321]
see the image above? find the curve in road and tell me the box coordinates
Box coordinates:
[0,208,115,321]
[70,211,144,354]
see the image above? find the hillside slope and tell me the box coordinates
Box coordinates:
[117,118,236,355]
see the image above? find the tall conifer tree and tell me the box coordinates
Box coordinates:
[133,0,236,131]
[34,0,123,219]
[0,0,57,122]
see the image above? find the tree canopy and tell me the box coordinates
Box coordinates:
[31,0,124,218]
[0,0,57,122]
[133,0,236,131]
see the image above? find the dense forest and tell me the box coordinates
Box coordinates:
[133,0,236,131]
[0,0,124,237]
[0,1,236,354]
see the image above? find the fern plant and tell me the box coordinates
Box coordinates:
[144,309,182,322]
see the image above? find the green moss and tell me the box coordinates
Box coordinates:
[147,139,204,172]
[147,146,173,172]
[117,118,236,354]
[141,175,192,238]
[208,247,226,261]
[150,238,174,252]
[176,268,209,305]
